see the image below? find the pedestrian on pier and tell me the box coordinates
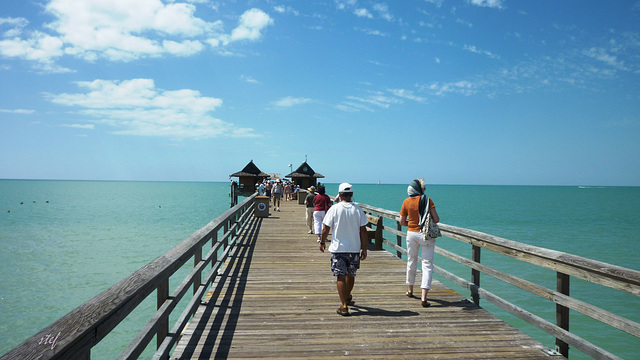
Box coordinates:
[313,186,332,243]
[304,186,317,234]
[272,179,283,211]
[319,183,368,316]
[400,179,440,307]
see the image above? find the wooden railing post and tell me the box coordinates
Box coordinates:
[211,231,218,268]
[223,221,229,248]
[471,245,481,305]
[374,216,383,250]
[194,247,202,295]
[556,272,570,358]
[396,220,403,258]
[157,280,169,350]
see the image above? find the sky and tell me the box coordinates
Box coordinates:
[0,0,639,186]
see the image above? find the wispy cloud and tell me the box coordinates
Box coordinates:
[273,5,299,16]
[337,90,405,112]
[387,89,428,103]
[0,2,273,71]
[0,108,36,114]
[356,28,388,37]
[463,44,500,59]
[583,47,627,71]
[272,96,312,108]
[354,8,373,19]
[45,78,259,139]
[240,75,259,83]
[419,80,479,96]
[373,4,394,22]
[468,0,504,9]
[62,123,95,129]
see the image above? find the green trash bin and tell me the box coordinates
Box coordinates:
[255,196,270,218]
[297,189,307,205]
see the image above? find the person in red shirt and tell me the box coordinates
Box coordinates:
[312,186,332,243]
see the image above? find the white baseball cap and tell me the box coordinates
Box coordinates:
[338,182,353,193]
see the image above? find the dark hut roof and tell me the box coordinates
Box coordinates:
[285,161,324,178]
[229,160,269,178]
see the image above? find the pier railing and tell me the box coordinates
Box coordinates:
[1,193,258,360]
[359,203,640,360]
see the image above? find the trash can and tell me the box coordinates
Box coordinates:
[255,195,270,218]
[297,189,307,205]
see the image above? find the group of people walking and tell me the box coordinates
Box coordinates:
[256,179,301,212]
[304,180,440,317]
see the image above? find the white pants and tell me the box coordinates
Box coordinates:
[313,210,326,235]
[406,230,435,289]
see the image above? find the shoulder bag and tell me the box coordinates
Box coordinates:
[419,197,442,240]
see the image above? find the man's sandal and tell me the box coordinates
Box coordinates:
[405,291,414,298]
[336,306,350,316]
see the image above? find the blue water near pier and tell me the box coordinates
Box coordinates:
[1,180,638,359]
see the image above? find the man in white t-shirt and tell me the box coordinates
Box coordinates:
[319,182,368,316]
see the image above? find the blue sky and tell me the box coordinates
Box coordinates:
[1,0,639,186]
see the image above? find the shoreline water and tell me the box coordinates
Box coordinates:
[1,180,638,359]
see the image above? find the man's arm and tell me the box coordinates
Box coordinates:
[359,225,368,260]
[319,225,331,252]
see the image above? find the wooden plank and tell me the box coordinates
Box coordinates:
[172,200,560,360]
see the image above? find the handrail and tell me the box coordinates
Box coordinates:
[1,193,258,360]
[358,203,640,360]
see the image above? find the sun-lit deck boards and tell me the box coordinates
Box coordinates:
[171,198,560,359]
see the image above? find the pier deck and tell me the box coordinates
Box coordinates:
[171,198,560,359]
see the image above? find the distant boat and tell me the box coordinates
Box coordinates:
[377,180,381,185]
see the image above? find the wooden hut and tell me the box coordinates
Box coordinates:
[285,161,324,189]
[229,161,269,204]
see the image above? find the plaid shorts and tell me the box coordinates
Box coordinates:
[331,253,361,277]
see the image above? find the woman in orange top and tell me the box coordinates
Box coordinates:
[399,179,440,307]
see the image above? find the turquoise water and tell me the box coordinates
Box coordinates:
[1,181,638,359]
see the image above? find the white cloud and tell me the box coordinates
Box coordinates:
[272,96,312,107]
[463,44,500,59]
[336,0,358,11]
[373,3,394,22]
[274,5,299,16]
[0,108,36,114]
[0,2,273,70]
[240,75,259,83]
[468,0,504,9]
[356,28,388,37]
[583,47,627,70]
[0,29,71,72]
[420,80,478,96]
[1,17,29,37]
[354,8,374,18]
[45,79,259,139]
[227,8,274,44]
[387,88,428,103]
[62,123,95,129]
[424,0,444,7]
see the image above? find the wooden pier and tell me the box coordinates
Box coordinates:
[5,191,637,360]
[170,199,558,359]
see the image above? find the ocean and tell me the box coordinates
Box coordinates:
[1,180,638,359]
